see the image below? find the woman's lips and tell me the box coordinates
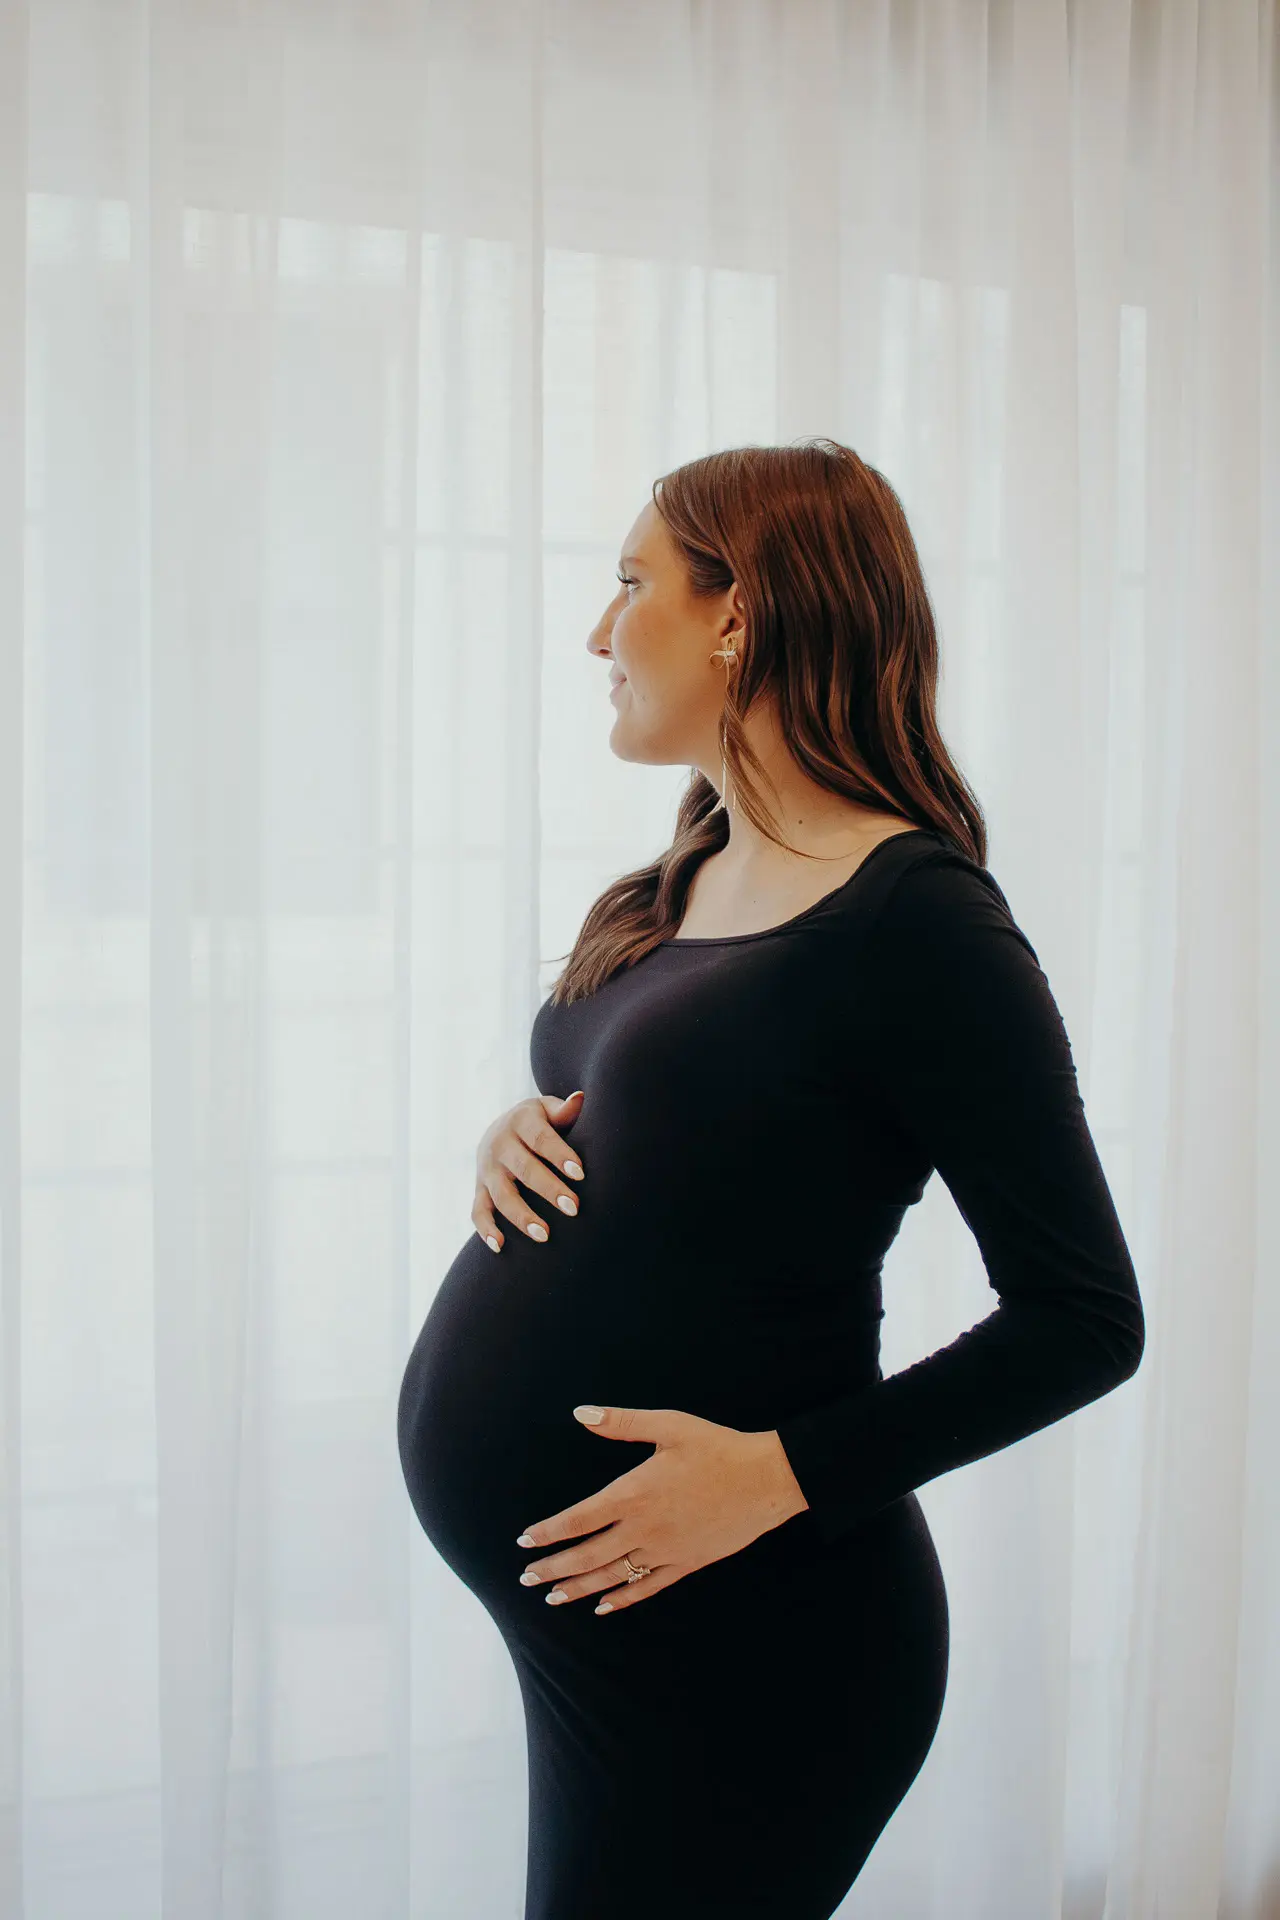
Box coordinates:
[609,677,627,698]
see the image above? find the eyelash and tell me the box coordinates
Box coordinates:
[616,573,637,593]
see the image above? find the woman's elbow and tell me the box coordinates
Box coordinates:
[1112,1292,1146,1381]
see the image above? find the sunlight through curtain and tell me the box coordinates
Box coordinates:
[0,2,1276,1915]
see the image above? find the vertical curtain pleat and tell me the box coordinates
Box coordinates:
[0,3,29,1915]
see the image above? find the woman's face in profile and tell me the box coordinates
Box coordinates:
[587,498,744,770]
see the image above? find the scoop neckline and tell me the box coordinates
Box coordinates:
[659,827,937,947]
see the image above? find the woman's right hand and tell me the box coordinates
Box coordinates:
[472,1090,586,1253]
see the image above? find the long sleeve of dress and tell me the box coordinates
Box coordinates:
[773,850,1146,1548]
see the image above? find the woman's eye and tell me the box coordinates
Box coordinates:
[615,573,637,593]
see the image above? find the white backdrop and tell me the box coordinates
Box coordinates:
[0,1,1277,1915]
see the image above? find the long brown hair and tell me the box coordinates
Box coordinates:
[548,438,987,1005]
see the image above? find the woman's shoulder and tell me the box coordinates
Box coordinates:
[875,826,1018,910]
[833,826,1044,981]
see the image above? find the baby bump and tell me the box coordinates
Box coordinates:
[396,1222,883,1601]
[396,1228,670,1591]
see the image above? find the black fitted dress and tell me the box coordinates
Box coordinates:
[397,827,1144,1919]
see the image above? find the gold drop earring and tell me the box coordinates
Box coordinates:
[708,632,741,812]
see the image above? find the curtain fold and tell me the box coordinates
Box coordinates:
[1,1,1276,1914]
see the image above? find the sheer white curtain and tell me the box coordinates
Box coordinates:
[1,0,1276,1914]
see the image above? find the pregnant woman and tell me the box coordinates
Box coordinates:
[397,440,1145,1918]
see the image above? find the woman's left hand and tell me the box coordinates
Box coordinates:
[514,1403,810,1614]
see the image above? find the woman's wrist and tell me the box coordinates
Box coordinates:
[749,1428,810,1525]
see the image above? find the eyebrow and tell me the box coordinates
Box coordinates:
[618,553,647,568]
